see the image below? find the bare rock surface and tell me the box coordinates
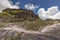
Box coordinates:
[21,23,60,40]
[0,23,60,40]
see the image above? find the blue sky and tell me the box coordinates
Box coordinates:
[0,0,60,20]
[10,0,60,14]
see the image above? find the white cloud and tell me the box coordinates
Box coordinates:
[15,2,20,5]
[0,0,20,12]
[38,6,60,20]
[25,3,38,10]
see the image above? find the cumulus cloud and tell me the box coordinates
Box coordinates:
[25,3,38,10]
[38,6,60,20]
[0,0,20,12]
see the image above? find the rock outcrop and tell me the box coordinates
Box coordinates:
[3,8,38,19]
